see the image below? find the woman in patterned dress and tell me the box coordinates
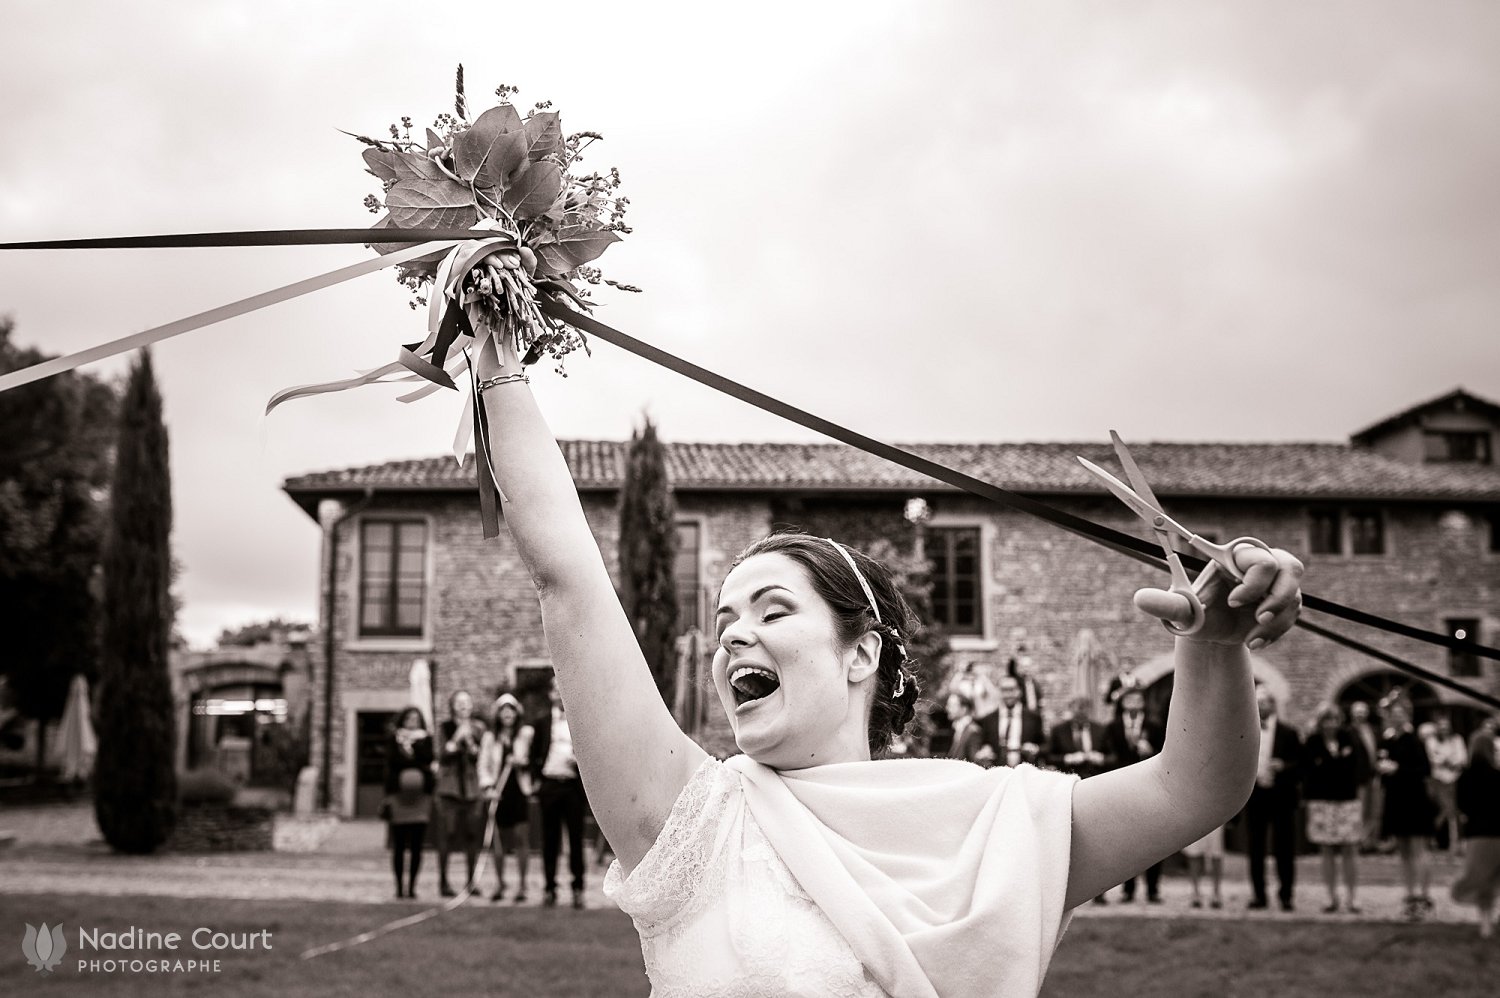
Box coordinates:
[1301,702,1369,913]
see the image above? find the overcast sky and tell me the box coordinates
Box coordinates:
[2,1,1497,647]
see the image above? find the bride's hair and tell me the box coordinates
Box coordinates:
[729,531,921,755]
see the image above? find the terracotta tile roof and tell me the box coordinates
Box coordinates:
[282,439,1500,516]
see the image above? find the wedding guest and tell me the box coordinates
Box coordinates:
[1048,696,1113,904]
[436,689,486,897]
[530,677,588,908]
[1046,696,1110,779]
[1007,652,1044,714]
[1244,687,1301,911]
[1105,688,1165,903]
[1377,693,1435,921]
[974,675,1046,769]
[383,706,434,899]
[944,691,978,761]
[1425,711,1468,855]
[479,692,535,903]
[1302,703,1368,913]
[1453,718,1500,937]
[1348,700,1383,851]
[1182,824,1225,910]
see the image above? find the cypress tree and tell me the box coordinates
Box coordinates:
[94,349,177,853]
[618,417,679,705]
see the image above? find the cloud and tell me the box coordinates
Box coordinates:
[2,1,1497,644]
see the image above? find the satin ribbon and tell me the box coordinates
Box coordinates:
[0,240,457,395]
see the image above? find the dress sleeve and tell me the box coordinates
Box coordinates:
[602,755,740,931]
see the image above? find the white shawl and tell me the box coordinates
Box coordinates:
[723,755,1077,998]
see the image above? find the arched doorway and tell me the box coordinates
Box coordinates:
[1336,671,1487,738]
[1131,653,1291,728]
[183,662,288,784]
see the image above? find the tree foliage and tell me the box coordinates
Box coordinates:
[216,616,311,648]
[0,318,118,726]
[617,417,679,704]
[94,349,177,854]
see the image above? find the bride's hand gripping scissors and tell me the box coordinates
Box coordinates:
[1077,431,1274,636]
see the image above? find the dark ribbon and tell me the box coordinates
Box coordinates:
[1,227,1495,706]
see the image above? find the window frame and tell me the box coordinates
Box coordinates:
[347,514,435,650]
[1306,505,1389,559]
[1443,616,1484,679]
[1307,507,1344,557]
[673,516,707,636]
[1345,507,1387,557]
[924,518,993,647]
[1422,429,1493,465]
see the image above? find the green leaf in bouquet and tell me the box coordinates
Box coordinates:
[503,162,564,220]
[363,148,447,184]
[531,225,621,274]
[425,128,446,152]
[523,112,563,161]
[385,179,478,230]
[453,104,524,181]
[473,130,529,196]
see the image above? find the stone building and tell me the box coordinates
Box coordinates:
[284,388,1500,816]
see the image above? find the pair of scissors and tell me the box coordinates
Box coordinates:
[1077,431,1273,635]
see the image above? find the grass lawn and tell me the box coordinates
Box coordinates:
[2,892,1494,997]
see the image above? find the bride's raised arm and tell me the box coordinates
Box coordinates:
[473,329,707,871]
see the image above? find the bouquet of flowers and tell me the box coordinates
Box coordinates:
[352,67,636,372]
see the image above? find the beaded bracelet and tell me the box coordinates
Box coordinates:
[476,372,530,393]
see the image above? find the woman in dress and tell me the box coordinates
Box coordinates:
[384,706,434,899]
[1301,702,1368,914]
[479,692,536,903]
[1376,693,1436,921]
[471,331,1303,997]
[435,689,486,897]
[1181,824,1225,910]
[1452,717,1500,937]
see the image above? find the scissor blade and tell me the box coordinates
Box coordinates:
[1077,455,1199,543]
[1076,456,1168,524]
[1109,431,1168,518]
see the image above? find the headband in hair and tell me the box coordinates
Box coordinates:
[825,538,910,694]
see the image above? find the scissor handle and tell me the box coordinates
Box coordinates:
[1200,536,1276,582]
[1162,536,1277,636]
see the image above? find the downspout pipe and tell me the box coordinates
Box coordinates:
[319,487,375,811]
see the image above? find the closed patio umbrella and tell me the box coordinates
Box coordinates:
[52,674,96,783]
[409,659,434,731]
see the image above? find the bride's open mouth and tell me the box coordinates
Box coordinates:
[729,665,781,710]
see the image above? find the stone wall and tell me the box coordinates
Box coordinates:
[171,803,274,853]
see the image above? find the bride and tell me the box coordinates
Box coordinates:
[471,330,1303,997]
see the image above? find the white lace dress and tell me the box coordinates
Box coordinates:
[604,756,889,997]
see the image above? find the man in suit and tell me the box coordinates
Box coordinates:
[1105,688,1166,902]
[1007,652,1044,714]
[1244,686,1302,911]
[529,677,589,909]
[1047,696,1111,779]
[1048,694,1113,904]
[969,675,1046,769]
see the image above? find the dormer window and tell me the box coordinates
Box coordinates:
[1423,430,1491,464]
